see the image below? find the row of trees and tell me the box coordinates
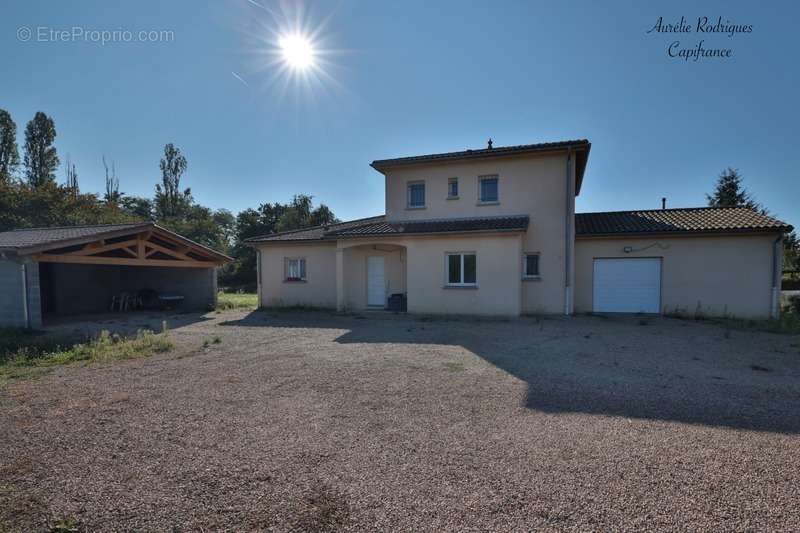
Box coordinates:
[0,108,338,288]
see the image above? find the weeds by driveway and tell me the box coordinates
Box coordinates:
[0,310,799,531]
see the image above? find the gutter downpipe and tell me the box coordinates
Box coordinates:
[21,261,30,329]
[771,235,782,319]
[564,149,573,316]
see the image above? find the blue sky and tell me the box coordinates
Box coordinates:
[2,0,798,228]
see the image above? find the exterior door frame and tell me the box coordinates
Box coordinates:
[367,255,386,308]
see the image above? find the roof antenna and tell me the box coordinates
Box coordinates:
[487,138,493,149]
[661,197,666,210]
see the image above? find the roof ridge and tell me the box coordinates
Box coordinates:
[576,206,759,216]
[9,221,151,232]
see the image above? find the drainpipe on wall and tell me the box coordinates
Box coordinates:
[21,262,30,329]
[564,149,573,316]
[771,235,782,319]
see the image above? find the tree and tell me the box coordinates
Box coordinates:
[23,112,59,187]
[154,143,190,218]
[120,196,154,220]
[706,167,762,211]
[0,109,20,184]
[64,154,79,196]
[102,155,121,206]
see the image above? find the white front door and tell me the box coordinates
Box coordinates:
[367,256,386,307]
[593,258,661,313]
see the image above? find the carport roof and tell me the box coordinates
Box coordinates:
[0,222,232,261]
[576,207,793,237]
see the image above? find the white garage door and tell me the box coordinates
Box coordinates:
[593,258,661,313]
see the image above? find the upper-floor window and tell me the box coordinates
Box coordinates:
[447,178,459,199]
[479,175,499,203]
[407,181,425,208]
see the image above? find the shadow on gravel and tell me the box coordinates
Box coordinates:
[224,310,800,434]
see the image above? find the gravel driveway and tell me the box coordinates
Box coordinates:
[1,310,799,531]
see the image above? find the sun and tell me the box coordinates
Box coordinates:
[279,33,315,69]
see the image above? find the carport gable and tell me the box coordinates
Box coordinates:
[2,223,231,268]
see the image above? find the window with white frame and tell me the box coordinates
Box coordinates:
[447,178,459,198]
[523,253,540,278]
[285,257,306,281]
[407,181,425,208]
[445,252,477,286]
[478,175,499,203]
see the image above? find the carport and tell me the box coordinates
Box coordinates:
[0,222,231,328]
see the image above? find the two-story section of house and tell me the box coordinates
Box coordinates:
[248,139,791,318]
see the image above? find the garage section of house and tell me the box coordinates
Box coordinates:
[0,222,231,328]
[573,207,792,318]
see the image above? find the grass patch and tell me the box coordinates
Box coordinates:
[216,291,258,311]
[0,329,173,386]
[445,361,465,372]
[709,312,800,336]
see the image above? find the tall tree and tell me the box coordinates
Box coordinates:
[785,230,799,272]
[102,155,121,206]
[0,109,20,184]
[23,112,59,187]
[154,143,190,218]
[64,154,79,196]
[706,167,762,211]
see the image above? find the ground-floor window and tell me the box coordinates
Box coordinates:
[523,253,540,278]
[285,257,306,281]
[445,252,477,286]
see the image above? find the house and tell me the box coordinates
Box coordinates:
[0,222,231,328]
[247,139,792,318]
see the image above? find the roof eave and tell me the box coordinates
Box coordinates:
[370,141,591,173]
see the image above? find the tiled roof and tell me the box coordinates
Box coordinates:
[245,216,386,243]
[370,139,590,169]
[576,207,792,237]
[0,222,151,250]
[247,215,530,243]
[329,215,530,237]
[0,222,233,261]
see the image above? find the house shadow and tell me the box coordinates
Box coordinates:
[43,310,214,339]
[223,310,800,434]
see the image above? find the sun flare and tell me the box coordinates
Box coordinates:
[279,33,315,69]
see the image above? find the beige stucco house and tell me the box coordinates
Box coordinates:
[248,140,792,318]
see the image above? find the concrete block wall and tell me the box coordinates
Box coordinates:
[0,258,42,329]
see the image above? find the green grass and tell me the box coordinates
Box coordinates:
[0,328,173,386]
[216,291,258,311]
[714,311,800,335]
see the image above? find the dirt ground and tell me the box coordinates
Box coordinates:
[1,310,799,532]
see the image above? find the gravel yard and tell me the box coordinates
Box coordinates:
[1,310,800,531]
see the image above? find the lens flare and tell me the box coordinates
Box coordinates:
[279,33,315,69]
